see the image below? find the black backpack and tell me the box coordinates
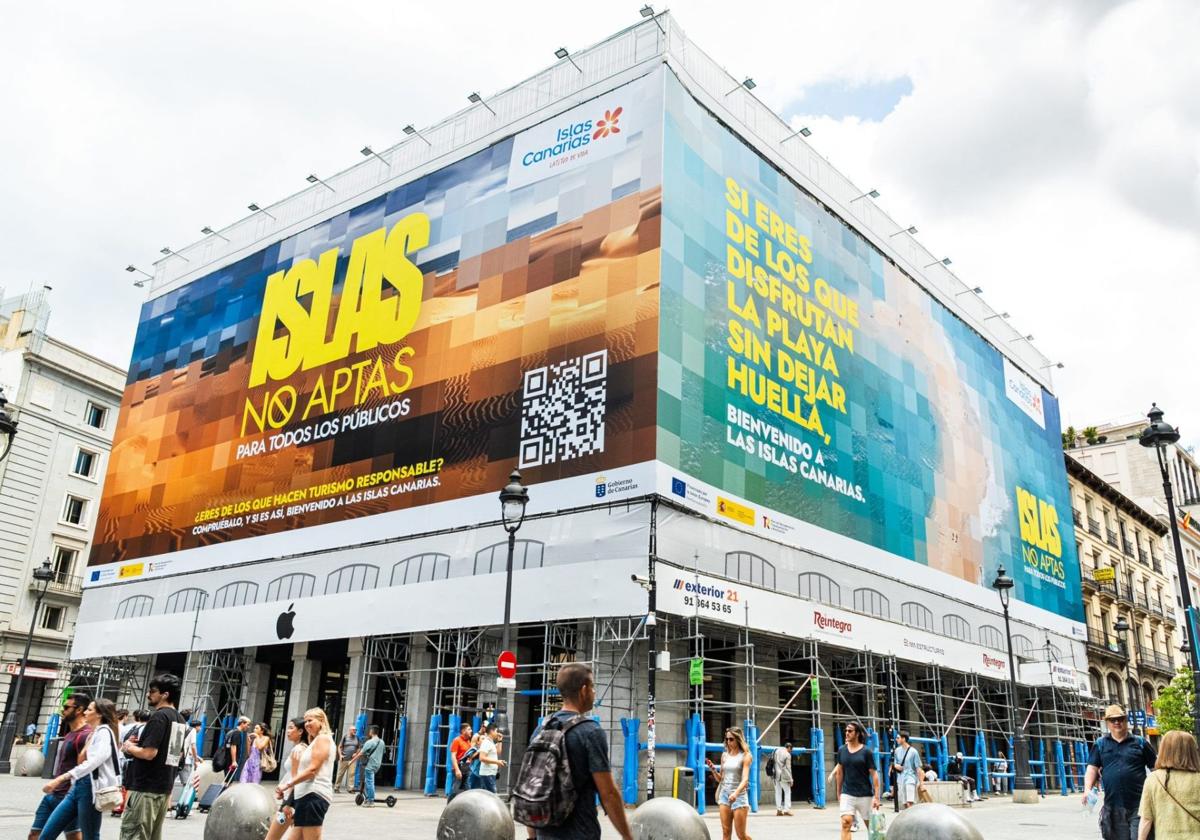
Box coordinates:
[211,730,236,772]
[510,713,588,828]
[765,753,775,778]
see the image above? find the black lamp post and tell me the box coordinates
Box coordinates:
[0,558,55,773]
[1138,403,1200,742]
[992,564,1038,803]
[495,470,528,739]
[0,387,18,463]
[1113,615,1139,734]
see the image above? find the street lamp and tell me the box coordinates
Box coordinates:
[0,388,18,463]
[495,470,529,738]
[0,558,55,773]
[1139,403,1200,741]
[1113,615,1139,733]
[991,564,1039,803]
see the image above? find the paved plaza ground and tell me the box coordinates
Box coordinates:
[0,774,1107,839]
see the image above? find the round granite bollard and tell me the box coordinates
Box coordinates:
[16,749,45,777]
[887,802,985,840]
[203,782,275,840]
[436,789,514,840]
[629,796,711,840]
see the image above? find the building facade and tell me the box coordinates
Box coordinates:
[1066,454,1175,728]
[0,291,125,738]
[66,13,1097,805]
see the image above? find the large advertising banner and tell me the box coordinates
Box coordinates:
[656,72,1083,622]
[88,71,664,583]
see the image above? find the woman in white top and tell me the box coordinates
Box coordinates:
[268,716,309,840]
[39,698,122,840]
[277,707,334,838]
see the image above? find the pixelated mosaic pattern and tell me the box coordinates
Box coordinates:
[656,72,1082,620]
[91,90,664,565]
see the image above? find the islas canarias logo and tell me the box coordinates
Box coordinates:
[241,212,429,436]
[519,104,623,168]
[1016,486,1066,587]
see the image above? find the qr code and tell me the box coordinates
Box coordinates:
[519,350,608,469]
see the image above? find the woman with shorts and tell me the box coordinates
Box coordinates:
[276,708,334,838]
[268,717,308,840]
[706,727,753,840]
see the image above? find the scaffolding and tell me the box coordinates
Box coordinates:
[62,655,155,711]
[357,634,412,787]
[181,648,253,754]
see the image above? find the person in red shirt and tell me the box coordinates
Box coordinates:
[30,692,93,840]
[448,722,474,801]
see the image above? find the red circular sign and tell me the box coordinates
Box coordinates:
[497,650,517,679]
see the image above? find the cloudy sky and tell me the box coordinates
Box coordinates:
[3,0,1197,439]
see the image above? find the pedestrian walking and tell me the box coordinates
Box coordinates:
[1084,704,1157,840]
[771,740,794,815]
[242,723,272,784]
[891,731,921,810]
[475,722,505,793]
[225,716,251,783]
[38,698,122,840]
[276,707,334,838]
[833,721,880,840]
[118,673,185,840]
[1136,729,1200,840]
[268,717,309,840]
[177,720,202,792]
[29,691,92,840]
[448,722,474,800]
[706,727,753,840]
[351,725,386,805]
[333,725,360,793]
[510,662,632,840]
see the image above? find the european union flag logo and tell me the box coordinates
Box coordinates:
[671,478,686,497]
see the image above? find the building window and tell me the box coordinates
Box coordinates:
[853,588,890,619]
[900,602,933,632]
[114,595,154,619]
[943,614,972,642]
[1012,634,1035,659]
[266,573,315,602]
[798,572,841,606]
[474,540,545,575]
[211,581,258,609]
[1089,669,1102,696]
[84,402,107,429]
[41,605,65,631]
[391,553,450,586]
[62,495,87,525]
[72,448,97,478]
[725,551,776,589]
[50,546,78,584]
[164,588,208,614]
[325,564,379,595]
[978,625,1005,651]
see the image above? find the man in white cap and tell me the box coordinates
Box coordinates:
[1083,704,1156,839]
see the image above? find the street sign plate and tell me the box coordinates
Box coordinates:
[496,676,516,689]
[497,650,517,679]
[1092,567,1115,582]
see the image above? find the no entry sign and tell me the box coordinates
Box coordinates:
[497,650,517,679]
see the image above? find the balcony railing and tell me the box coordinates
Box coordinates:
[1088,518,1102,537]
[1136,646,1175,675]
[1149,597,1166,618]
[1137,547,1149,564]
[1115,580,1135,604]
[32,573,83,597]
[1123,539,1135,558]
[1086,625,1129,660]
[1106,529,1120,548]
[1134,591,1150,611]
[1072,509,1082,527]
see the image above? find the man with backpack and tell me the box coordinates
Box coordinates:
[511,663,632,840]
[448,722,474,800]
[118,673,185,840]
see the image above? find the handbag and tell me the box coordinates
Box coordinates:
[93,729,123,812]
[261,741,278,773]
[1154,770,1200,826]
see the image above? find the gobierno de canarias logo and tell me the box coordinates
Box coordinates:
[520,105,623,168]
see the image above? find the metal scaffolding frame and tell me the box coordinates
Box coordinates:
[181,648,253,751]
[62,655,155,711]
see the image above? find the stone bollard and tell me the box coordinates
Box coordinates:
[436,789,515,840]
[16,749,45,777]
[629,796,711,840]
[203,783,276,840]
[887,802,985,840]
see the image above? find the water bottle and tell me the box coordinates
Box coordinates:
[1082,788,1099,816]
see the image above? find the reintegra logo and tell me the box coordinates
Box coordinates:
[673,579,739,602]
[982,654,1006,671]
[813,611,852,634]
[521,106,622,167]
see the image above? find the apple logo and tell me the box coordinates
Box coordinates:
[276,603,296,640]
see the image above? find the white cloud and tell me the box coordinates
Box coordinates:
[0,0,1196,442]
